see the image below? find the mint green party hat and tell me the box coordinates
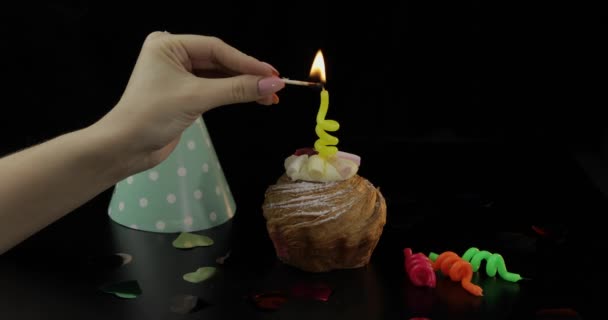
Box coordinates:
[108,117,236,233]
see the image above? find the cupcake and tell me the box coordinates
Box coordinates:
[262,148,387,272]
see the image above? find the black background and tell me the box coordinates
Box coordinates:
[2,1,608,228]
[1,2,606,155]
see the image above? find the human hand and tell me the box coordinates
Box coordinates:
[95,32,284,172]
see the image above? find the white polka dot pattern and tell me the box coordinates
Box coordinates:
[108,118,236,233]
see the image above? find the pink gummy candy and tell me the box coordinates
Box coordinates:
[404,248,436,288]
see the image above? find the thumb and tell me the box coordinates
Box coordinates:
[195,75,285,111]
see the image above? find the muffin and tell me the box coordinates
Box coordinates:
[262,148,387,272]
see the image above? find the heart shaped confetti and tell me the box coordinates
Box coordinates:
[172,232,214,249]
[100,280,142,299]
[183,267,217,283]
[85,253,132,269]
[215,251,231,265]
[290,282,333,302]
[251,291,288,311]
[170,294,208,314]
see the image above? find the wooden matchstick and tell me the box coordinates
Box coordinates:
[281,78,322,87]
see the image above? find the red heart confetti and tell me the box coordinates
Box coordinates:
[251,292,288,311]
[290,282,333,302]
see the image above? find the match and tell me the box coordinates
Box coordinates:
[281,78,323,88]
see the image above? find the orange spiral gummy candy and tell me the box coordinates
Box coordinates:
[432,251,483,296]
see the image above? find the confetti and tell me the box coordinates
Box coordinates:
[115,253,133,265]
[532,225,547,237]
[100,280,141,299]
[170,294,207,314]
[216,251,231,265]
[290,282,332,302]
[249,282,332,312]
[183,267,217,283]
[86,253,132,269]
[172,232,214,249]
[251,291,288,311]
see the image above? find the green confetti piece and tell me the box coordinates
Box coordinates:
[172,232,214,249]
[461,247,522,282]
[100,280,142,299]
[183,267,217,283]
[114,293,138,299]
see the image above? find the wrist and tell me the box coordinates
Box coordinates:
[82,120,142,182]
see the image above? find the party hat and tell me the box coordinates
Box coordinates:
[108,117,236,233]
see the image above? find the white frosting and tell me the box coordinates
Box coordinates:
[284,154,359,182]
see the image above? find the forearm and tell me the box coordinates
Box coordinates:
[0,124,131,254]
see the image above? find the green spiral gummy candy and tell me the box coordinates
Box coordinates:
[461,247,522,282]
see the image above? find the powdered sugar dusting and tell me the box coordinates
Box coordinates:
[294,198,357,227]
[272,180,339,192]
[263,174,383,231]
[264,180,361,228]
[266,194,319,208]
[266,190,347,210]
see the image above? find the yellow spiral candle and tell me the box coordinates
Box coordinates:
[314,88,340,158]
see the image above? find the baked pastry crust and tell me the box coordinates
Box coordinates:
[262,174,387,272]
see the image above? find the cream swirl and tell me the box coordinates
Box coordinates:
[284,151,360,182]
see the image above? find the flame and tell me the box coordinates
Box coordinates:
[309,49,326,83]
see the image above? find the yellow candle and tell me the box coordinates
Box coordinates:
[314,88,340,158]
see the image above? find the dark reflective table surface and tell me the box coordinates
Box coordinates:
[0,142,596,319]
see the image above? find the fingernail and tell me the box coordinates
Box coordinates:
[258,76,285,96]
[262,62,280,76]
[272,93,279,104]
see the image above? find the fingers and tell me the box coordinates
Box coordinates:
[256,94,279,106]
[190,75,285,111]
[172,34,278,77]
[142,32,284,111]
[257,95,274,106]
[145,30,171,41]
